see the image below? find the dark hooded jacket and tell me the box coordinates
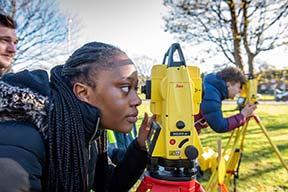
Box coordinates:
[0,69,147,191]
[194,73,246,133]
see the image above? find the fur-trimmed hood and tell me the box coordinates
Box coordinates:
[0,69,101,142]
[0,70,50,137]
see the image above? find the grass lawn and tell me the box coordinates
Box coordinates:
[134,102,288,192]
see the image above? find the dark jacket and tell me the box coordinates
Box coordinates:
[108,124,137,165]
[194,73,246,133]
[0,70,147,191]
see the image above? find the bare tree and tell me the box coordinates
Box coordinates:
[0,0,80,71]
[133,55,157,86]
[163,0,288,74]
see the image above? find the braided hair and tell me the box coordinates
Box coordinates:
[47,42,126,191]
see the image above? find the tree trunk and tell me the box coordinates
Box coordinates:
[247,52,255,75]
[233,42,244,71]
[228,0,244,71]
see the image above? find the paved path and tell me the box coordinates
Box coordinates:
[142,100,288,105]
[223,100,288,105]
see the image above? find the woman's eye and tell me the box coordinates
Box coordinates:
[121,86,130,93]
[121,84,139,94]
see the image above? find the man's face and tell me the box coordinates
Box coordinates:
[227,82,242,99]
[84,55,142,133]
[0,25,17,70]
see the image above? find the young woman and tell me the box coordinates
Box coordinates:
[0,42,155,191]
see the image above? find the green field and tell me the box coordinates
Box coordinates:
[135,101,288,192]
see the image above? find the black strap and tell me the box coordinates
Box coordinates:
[233,150,243,192]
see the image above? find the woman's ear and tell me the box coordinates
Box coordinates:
[73,82,90,102]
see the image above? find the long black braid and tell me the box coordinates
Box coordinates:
[46,42,126,191]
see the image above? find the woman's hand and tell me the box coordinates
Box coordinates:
[137,113,156,150]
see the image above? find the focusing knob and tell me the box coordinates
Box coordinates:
[185,145,199,161]
[176,121,185,129]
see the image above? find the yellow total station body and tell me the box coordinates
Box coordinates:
[144,43,203,172]
[237,74,258,109]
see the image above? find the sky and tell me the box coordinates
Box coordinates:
[59,0,175,62]
[59,0,288,72]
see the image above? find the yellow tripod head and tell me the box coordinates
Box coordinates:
[142,43,202,179]
[237,73,258,110]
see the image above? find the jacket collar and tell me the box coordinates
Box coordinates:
[0,80,49,136]
[78,100,101,143]
[204,73,228,99]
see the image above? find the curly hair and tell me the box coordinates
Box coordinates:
[216,66,246,86]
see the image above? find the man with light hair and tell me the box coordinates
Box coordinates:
[0,13,17,76]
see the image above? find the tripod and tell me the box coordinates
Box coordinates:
[205,113,288,191]
[137,174,205,192]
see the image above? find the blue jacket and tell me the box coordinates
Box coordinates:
[0,121,46,191]
[0,70,147,191]
[194,73,246,133]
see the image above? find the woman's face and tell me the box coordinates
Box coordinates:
[86,54,141,133]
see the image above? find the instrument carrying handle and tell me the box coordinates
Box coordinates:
[162,43,186,67]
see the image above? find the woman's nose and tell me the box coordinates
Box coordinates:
[130,91,142,106]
